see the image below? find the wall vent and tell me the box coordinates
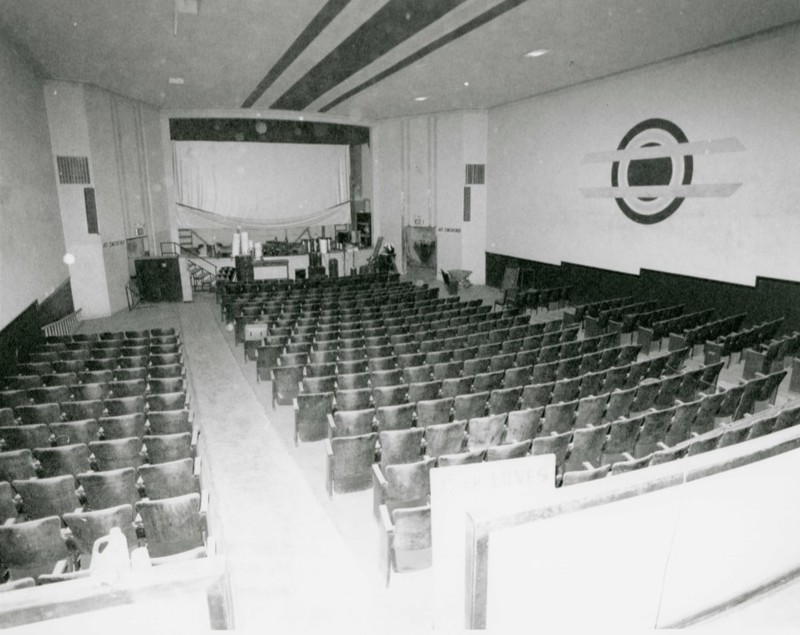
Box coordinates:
[84,188,99,234]
[57,156,91,184]
[463,187,471,222]
[465,164,485,185]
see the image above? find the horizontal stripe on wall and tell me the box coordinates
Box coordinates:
[486,252,800,333]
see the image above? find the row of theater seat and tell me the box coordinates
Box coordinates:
[237,294,490,345]
[224,279,424,322]
[275,340,645,410]
[301,360,730,445]
[370,396,800,535]
[0,326,209,588]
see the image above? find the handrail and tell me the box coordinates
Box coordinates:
[160,242,218,276]
[179,227,213,252]
[41,309,82,337]
[125,285,142,311]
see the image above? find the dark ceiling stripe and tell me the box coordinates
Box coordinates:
[241,0,352,109]
[319,0,530,112]
[271,0,468,111]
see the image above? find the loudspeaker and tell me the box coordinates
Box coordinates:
[328,259,339,278]
[295,268,306,280]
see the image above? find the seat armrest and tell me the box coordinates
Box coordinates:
[193,456,202,477]
[325,439,334,499]
[378,504,395,587]
[327,413,337,441]
[372,464,387,521]
[293,398,300,446]
[656,442,669,451]
[621,452,635,462]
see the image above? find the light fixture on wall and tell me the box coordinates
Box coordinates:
[414,96,428,102]
[174,0,200,35]
[254,121,267,135]
[524,49,549,58]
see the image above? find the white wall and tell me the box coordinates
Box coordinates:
[486,24,800,286]
[45,81,169,317]
[0,35,67,329]
[372,111,488,282]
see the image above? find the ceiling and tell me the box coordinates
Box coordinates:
[2,0,799,121]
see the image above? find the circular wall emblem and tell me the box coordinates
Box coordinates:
[611,118,693,224]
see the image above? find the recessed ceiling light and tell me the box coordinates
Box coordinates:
[463,81,470,87]
[168,77,184,84]
[414,96,428,102]
[524,49,549,58]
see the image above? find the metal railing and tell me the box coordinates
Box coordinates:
[178,227,213,253]
[126,284,142,311]
[160,242,218,278]
[41,309,82,337]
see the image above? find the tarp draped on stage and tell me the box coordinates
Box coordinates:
[173,141,351,229]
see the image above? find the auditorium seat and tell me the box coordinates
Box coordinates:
[328,409,375,438]
[0,449,38,482]
[0,516,73,582]
[77,467,140,510]
[489,386,523,415]
[453,392,490,421]
[441,376,473,398]
[326,433,378,497]
[63,504,138,568]
[602,415,643,465]
[99,413,147,440]
[541,400,578,435]
[146,391,187,412]
[372,458,434,519]
[561,463,611,486]
[104,396,145,416]
[574,394,608,429]
[466,414,507,450]
[136,492,207,559]
[423,421,467,458]
[145,432,193,464]
[437,449,485,467]
[505,408,543,442]
[486,440,532,461]
[375,404,415,432]
[370,369,403,388]
[89,438,144,471]
[610,452,652,475]
[293,392,334,444]
[139,459,200,500]
[649,443,689,466]
[531,431,571,485]
[565,423,610,472]
[664,399,701,447]
[70,382,110,401]
[0,424,51,452]
[34,444,92,479]
[15,403,62,425]
[378,428,425,471]
[692,391,725,435]
[551,377,580,403]
[0,481,19,523]
[270,366,304,408]
[13,475,81,519]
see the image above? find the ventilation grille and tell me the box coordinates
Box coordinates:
[57,156,91,184]
[465,164,485,185]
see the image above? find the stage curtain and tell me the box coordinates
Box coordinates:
[173,141,350,229]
